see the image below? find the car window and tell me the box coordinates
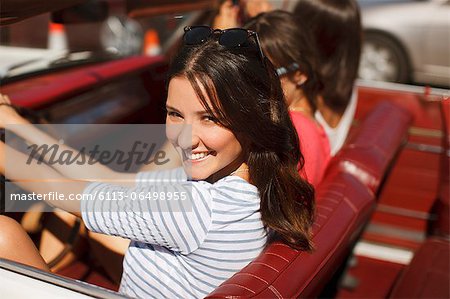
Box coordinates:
[0,1,215,80]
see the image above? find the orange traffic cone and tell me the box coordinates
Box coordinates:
[48,22,68,51]
[143,29,161,56]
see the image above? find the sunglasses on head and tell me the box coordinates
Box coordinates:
[183,26,265,62]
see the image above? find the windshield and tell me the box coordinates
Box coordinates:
[0,1,214,80]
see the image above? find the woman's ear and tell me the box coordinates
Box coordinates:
[293,71,307,87]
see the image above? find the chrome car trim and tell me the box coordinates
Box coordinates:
[365,223,425,243]
[408,127,443,139]
[0,259,126,299]
[354,241,414,265]
[376,204,433,220]
[405,142,447,155]
[357,79,450,98]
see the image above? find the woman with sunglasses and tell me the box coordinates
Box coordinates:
[294,0,362,155]
[0,26,315,298]
[246,10,331,186]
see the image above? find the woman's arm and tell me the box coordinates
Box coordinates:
[1,141,84,217]
[0,94,136,185]
[2,136,209,253]
[213,0,240,29]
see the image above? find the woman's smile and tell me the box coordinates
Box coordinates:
[185,150,214,162]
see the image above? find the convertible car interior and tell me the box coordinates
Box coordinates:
[0,0,449,298]
[207,101,413,298]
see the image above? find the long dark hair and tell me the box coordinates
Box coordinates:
[168,39,315,251]
[294,0,362,114]
[245,10,322,112]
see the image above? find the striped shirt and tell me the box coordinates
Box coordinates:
[81,168,267,298]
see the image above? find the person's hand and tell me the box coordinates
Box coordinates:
[213,0,240,29]
[0,93,26,128]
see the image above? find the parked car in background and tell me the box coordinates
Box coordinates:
[358,0,450,87]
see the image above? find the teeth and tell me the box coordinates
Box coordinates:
[187,152,208,160]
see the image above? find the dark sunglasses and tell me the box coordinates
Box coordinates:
[183,26,265,62]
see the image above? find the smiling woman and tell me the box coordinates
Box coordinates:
[0,25,315,299]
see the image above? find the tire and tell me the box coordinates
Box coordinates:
[359,33,410,83]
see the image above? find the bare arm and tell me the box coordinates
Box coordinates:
[213,0,239,29]
[0,94,136,185]
[1,141,84,217]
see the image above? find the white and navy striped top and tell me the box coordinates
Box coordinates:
[81,168,267,298]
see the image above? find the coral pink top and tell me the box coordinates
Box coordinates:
[290,111,331,187]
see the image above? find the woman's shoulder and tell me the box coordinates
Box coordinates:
[191,176,258,198]
[290,111,331,186]
[136,169,259,204]
[136,167,188,184]
[207,177,261,218]
[289,111,328,139]
[183,176,259,207]
[214,176,258,193]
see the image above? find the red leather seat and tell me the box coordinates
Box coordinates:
[207,167,375,299]
[330,101,412,194]
[431,99,450,237]
[207,102,412,298]
[389,237,450,298]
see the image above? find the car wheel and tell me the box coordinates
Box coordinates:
[359,33,410,83]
